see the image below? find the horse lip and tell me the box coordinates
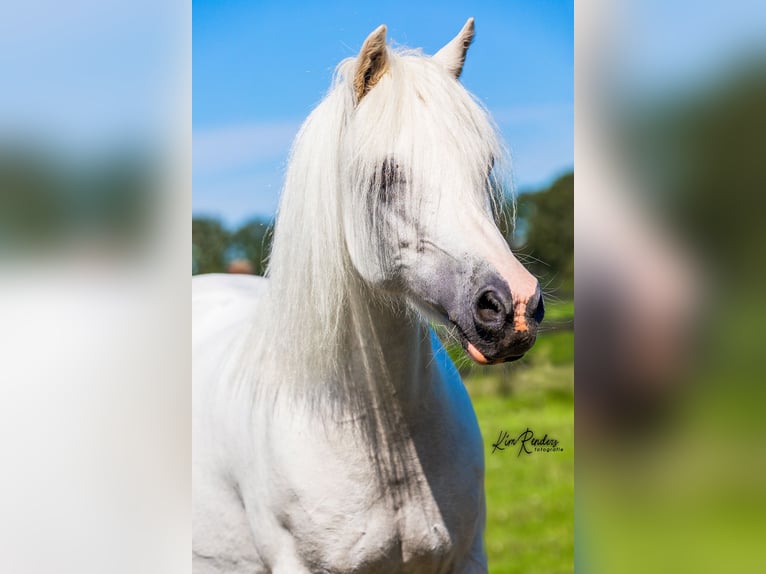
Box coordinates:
[466,342,490,364]
[449,319,525,365]
[449,319,496,364]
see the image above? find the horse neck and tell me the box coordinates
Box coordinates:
[336,285,436,413]
[258,274,436,419]
[316,286,440,480]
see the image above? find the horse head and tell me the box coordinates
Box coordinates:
[341,19,544,364]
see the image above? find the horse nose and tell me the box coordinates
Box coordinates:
[473,278,513,335]
[466,276,542,363]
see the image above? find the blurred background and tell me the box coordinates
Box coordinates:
[193,2,574,572]
[577,0,766,572]
[0,1,189,573]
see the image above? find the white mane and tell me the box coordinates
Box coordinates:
[243,46,509,393]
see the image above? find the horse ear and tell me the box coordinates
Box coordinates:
[433,17,475,78]
[354,24,389,103]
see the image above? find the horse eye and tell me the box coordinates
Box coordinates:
[382,159,397,186]
[378,158,402,202]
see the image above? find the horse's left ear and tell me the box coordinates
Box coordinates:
[433,17,475,78]
[354,24,389,103]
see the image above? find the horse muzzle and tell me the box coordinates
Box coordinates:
[452,275,544,364]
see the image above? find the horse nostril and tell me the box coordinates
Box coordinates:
[475,288,510,327]
[530,292,545,323]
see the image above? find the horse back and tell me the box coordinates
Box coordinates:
[192,273,268,573]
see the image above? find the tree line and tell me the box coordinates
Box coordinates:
[193,170,574,295]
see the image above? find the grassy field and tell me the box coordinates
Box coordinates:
[458,300,574,573]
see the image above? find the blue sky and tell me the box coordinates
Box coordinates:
[193,0,574,226]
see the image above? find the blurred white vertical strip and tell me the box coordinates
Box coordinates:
[0,1,190,573]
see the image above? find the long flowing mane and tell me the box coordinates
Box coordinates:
[242,46,509,395]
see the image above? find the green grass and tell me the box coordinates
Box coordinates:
[541,298,574,322]
[461,300,574,573]
[529,331,574,366]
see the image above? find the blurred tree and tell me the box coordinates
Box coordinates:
[230,218,273,276]
[0,146,155,255]
[512,172,574,295]
[622,61,766,282]
[192,217,229,274]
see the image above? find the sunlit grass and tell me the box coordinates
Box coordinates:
[464,299,574,573]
